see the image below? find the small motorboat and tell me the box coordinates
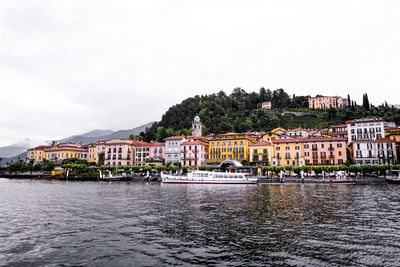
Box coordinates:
[39,177,58,181]
[386,170,400,184]
[325,171,356,184]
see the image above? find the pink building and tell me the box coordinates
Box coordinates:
[104,139,134,166]
[302,137,347,165]
[308,96,346,109]
[149,142,165,165]
[180,140,209,166]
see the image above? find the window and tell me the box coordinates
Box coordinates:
[304,144,309,148]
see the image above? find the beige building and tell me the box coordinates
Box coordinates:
[261,101,272,110]
[88,141,106,164]
[308,96,346,109]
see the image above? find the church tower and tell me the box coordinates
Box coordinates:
[192,115,202,137]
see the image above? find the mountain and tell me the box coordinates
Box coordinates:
[59,122,156,145]
[0,152,27,167]
[0,138,33,158]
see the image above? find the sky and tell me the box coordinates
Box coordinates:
[0,0,399,147]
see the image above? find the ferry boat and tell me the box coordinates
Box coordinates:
[161,169,258,184]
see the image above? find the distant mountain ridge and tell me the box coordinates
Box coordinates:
[58,122,155,145]
[0,138,33,158]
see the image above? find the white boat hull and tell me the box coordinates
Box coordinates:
[161,174,258,184]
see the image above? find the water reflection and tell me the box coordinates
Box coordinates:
[1,179,400,266]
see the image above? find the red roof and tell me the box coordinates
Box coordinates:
[287,128,306,132]
[302,137,346,142]
[272,138,304,144]
[346,118,384,124]
[249,141,272,147]
[132,140,152,146]
[375,137,394,143]
[30,146,50,150]
[164,136,185,140]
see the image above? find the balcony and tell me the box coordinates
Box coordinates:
[312,147,318,151]
[329,155,335,159]
[312,155,318,159]
[285,156,291,159]
[328,147,335,151]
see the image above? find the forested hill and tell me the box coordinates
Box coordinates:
[141,88,400,142]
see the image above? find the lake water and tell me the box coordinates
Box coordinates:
[1,178,400,266]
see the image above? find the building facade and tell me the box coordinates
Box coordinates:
[286,128,309,138]
[352,138,397,165]
[43,144,88,164]
[88,141,106,164]
[164,136,186,165]
[104,139,134,166]
[207,133,257,165]
[272,139,304,167]
[27,146,50,163]
[133,141,152,166]
[308,95,346,109]
[346,118,385,144]
[181,140,208,166]
[149,142,165,165]
[261,101,272,110]
[249,141,273,167]
[302,137,347,165]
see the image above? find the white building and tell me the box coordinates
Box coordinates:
[164,136,187,165]
[352,138,397,165]
[285,128,309,139]
[346,118,385,144]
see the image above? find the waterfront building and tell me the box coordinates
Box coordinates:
[133,141,152,166]
[192,116,202,137]
[308,95,347,109]
[164,136,187,165]
[149,142,165,165]
[27,146,50,163]
[286,128,309,138]
[352,138,397,165]
[272,139,304,167]
[249,141,273,169]
[104,139,134,166]
[43,144,88,164]
[207,133,257,165]
[346,118,385,144]
[181,140,209,166]
[88,141,106,164]
[386,128,400,162]
[261,101,272,110]
[302,137,347,165]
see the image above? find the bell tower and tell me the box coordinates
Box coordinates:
[192,116,202,137]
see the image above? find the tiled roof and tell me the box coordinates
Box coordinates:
[287,128,306,132]
[302,137,346,142]
[164,136,185,140]
[375,137,394,143]
[346,118,384,124]
[249,141,272,147]
[272,138,303,144]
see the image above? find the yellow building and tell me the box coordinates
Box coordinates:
[43,144,88,163]
[207,133,257,164]
[249,141,273,175]
[262,133,279,142]
[272,138,304,167]
[271,127,286,137]
[26,146,50,163]
[88,141,106,164]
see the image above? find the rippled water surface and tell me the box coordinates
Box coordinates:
[1,178,400,266]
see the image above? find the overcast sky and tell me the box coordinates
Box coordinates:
[0,0,399,147]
